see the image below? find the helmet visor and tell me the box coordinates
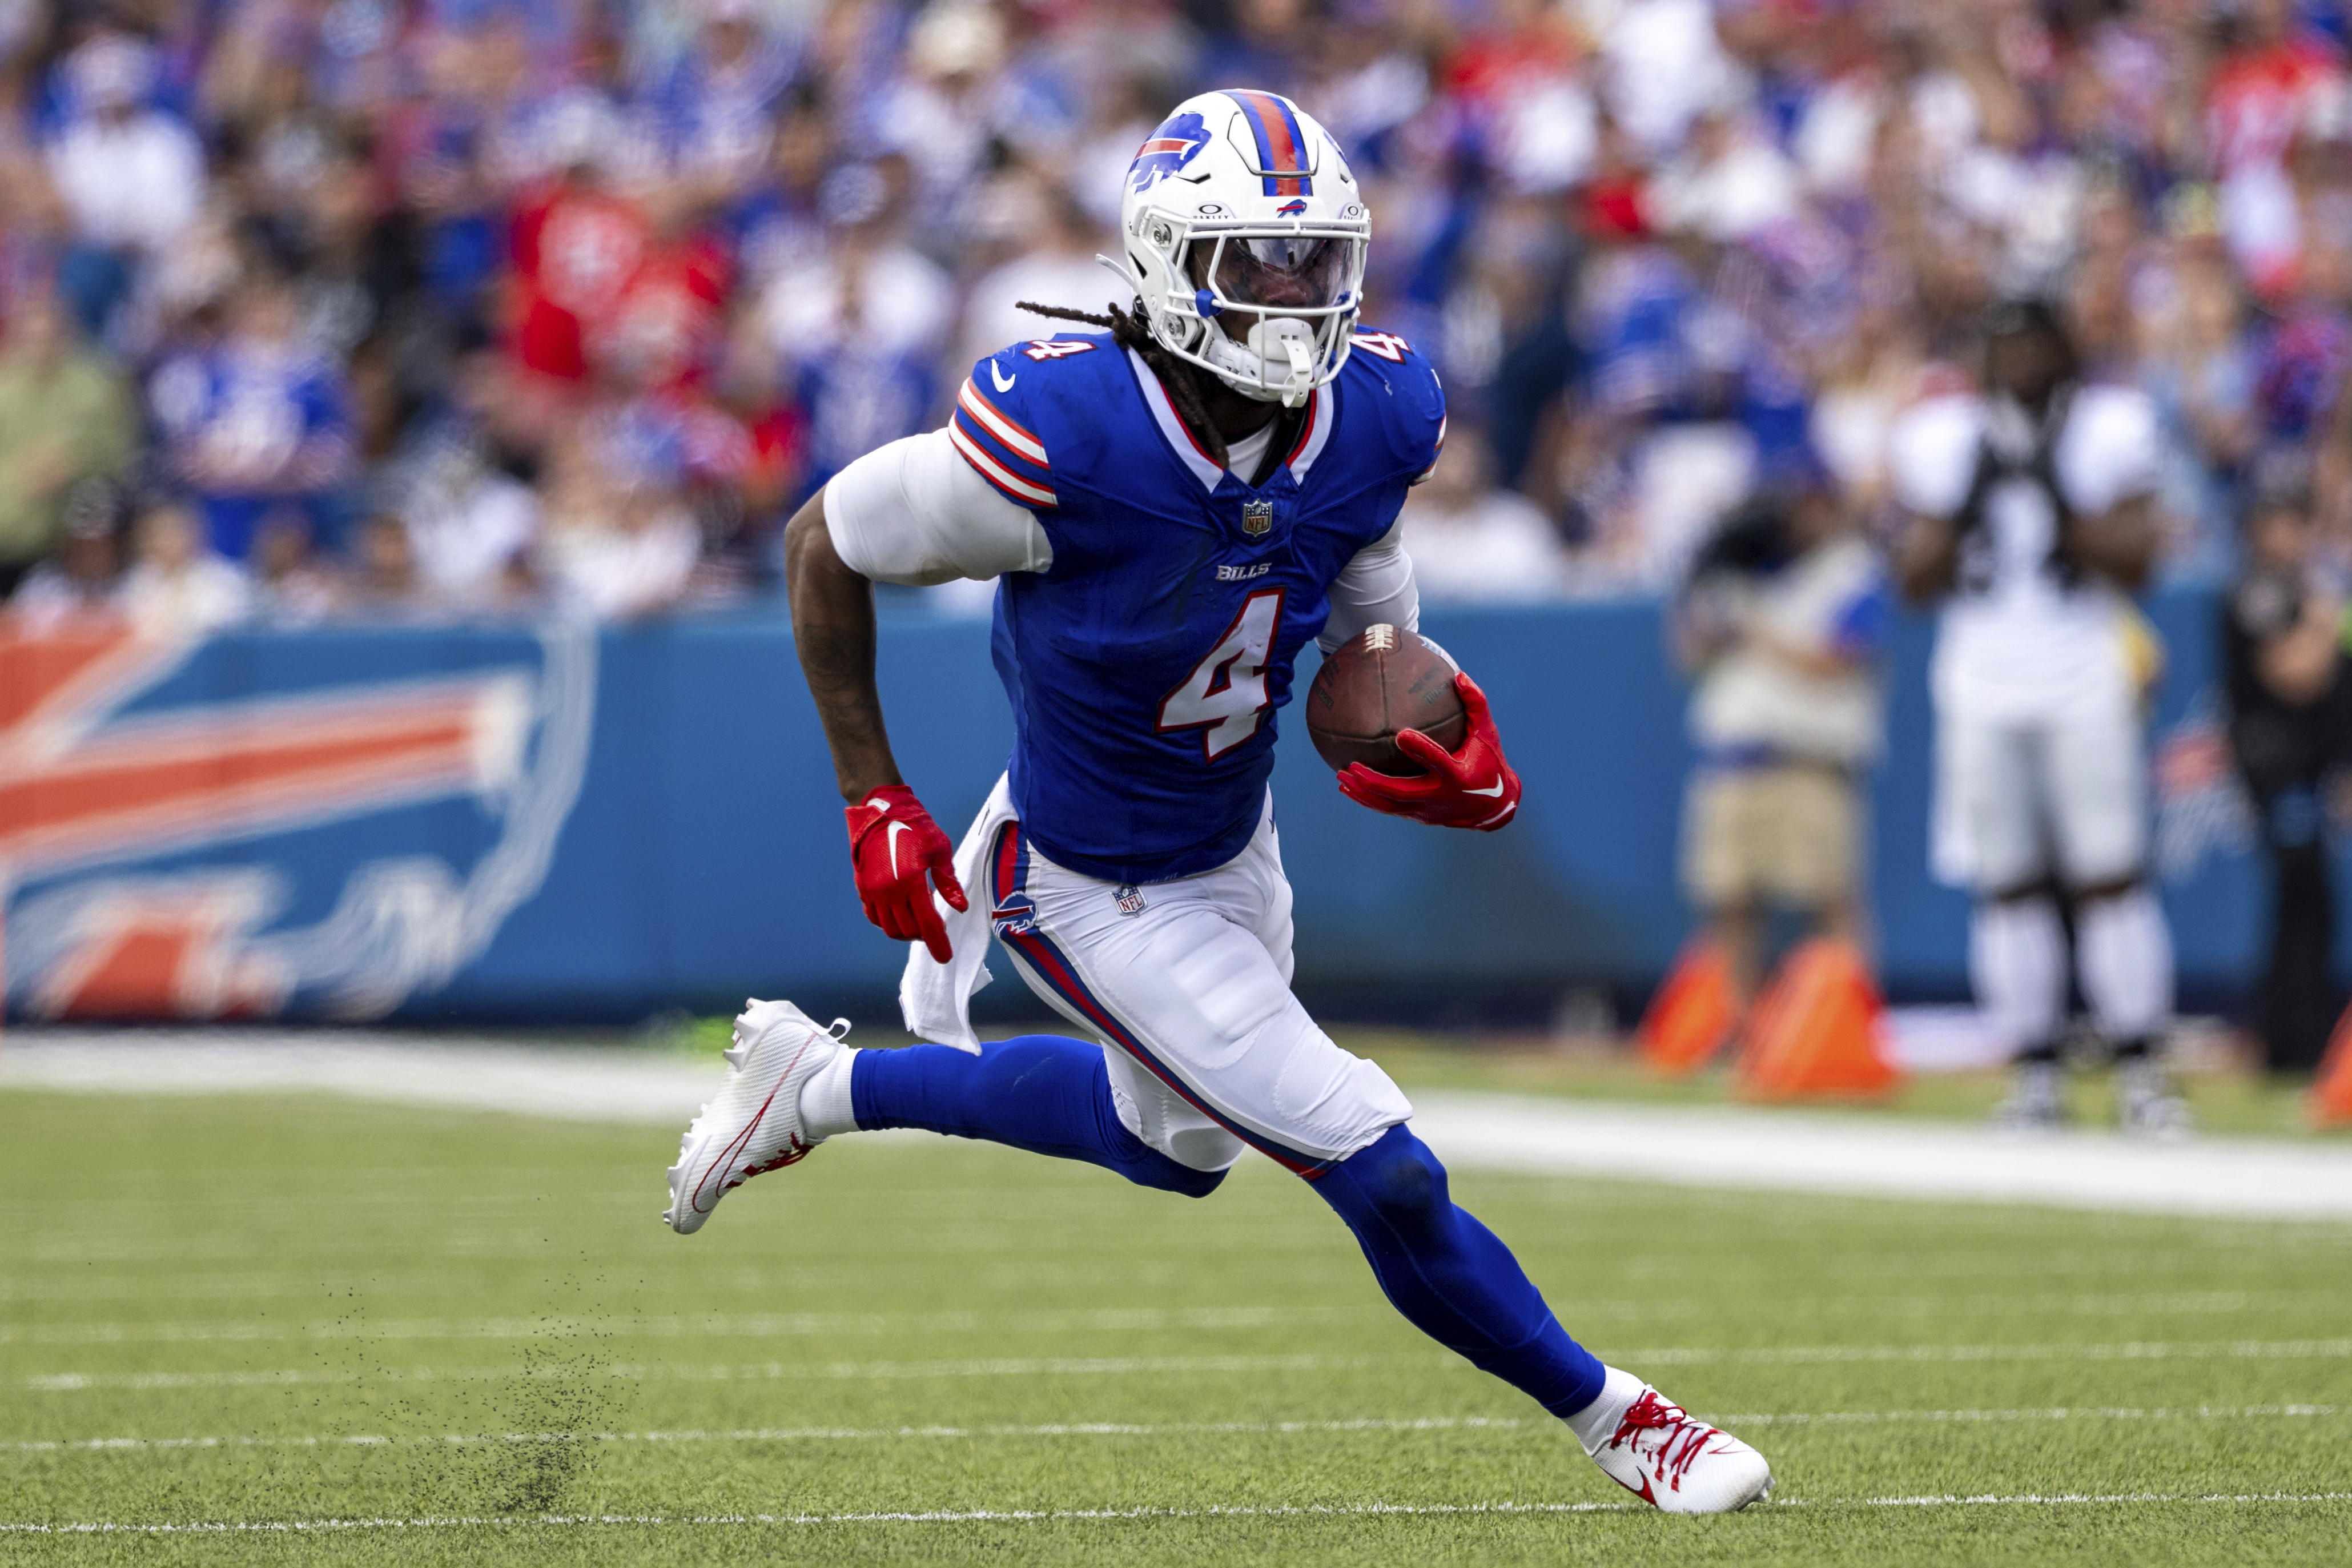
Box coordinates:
[1193,234,1354,312]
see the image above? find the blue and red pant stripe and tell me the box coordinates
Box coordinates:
[988,821,1330,1176]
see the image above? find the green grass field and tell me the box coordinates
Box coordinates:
[3,1074,2349,1566]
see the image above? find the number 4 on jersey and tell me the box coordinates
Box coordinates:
[1159,589,1285,761]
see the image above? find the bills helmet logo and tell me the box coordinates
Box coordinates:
[1241,500,1275,537]
[1129,112,1212,194]
[1276,199,1308,216]
[1,625,594,1021]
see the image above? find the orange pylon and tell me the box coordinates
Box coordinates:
[1736,938,1900,1101]
[1635,938,1735,1075]
[2310,1005,2352,1128]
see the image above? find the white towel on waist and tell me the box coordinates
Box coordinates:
[897,773,1018,1054]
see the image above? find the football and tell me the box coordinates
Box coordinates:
[1305,624,1467,776]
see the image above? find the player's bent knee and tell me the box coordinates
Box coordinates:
[1312,1123,1450,1237]
[1114,1144,1228,1199]
[1098,1106,1229,1198]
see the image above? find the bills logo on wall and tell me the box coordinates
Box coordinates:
[0,625,595,1021]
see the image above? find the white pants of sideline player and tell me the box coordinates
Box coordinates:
[1933,692,2174,1048]
[980,794,1413,1177]
[1935,697,2147,892]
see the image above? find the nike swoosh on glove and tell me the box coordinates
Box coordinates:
[1336,673,1521,831]
[845,785,968,963]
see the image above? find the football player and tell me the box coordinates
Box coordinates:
[1892,299,2186,1134]
[664,90,1772,1513]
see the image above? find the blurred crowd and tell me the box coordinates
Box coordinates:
[3,0,2352,631]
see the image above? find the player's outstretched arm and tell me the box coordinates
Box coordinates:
[783,493,967,962]
[1337,673,1521,831]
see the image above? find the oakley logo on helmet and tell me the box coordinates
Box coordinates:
[1130,112,1213,194]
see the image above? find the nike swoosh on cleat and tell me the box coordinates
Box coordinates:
[1465,781,1506,797]
[689,1038,810,1216]
[991,361,1017,392]
[886,820,912,878]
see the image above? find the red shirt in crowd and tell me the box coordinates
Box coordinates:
[2206,33,2343,178]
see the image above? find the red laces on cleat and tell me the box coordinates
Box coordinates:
[742,1136,815,1179]
[1607,1391,1722,1497]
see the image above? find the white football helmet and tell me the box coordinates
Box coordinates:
[1112,89,1370,408]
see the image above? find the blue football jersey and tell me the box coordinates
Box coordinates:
[947,329,1445,884]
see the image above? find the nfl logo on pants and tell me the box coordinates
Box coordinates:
[1241,500,1274,536]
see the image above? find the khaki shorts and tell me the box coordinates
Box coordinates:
[1682,762,1861,909]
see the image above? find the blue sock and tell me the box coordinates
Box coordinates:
[1313,1124,1606,1417]
[850,1035,1227,1199]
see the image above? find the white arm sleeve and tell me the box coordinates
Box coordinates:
[1888,395,1983,520]
[1319,517,1421,653]
[823,428,1054,586]
[2058,386,2161,515]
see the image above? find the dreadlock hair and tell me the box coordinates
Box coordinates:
[1016,299,1230,468]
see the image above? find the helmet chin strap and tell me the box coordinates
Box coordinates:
[1207,316,1318,407]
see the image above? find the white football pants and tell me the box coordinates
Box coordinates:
[982,799,1412,1176]
[1937,699,2149,893]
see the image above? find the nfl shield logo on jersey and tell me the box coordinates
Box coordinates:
[1241,500,1274,537]
[1115,883,1146,916]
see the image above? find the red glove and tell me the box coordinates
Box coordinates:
[1337,673,1521,831]
[845,785,968,963]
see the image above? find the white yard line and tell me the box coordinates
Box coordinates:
[2,1290,2309,1342]
[7,1034,2352,1220]
[6,1492,2351,1533]
[19,1352,1398,1393]
[5,1405,2340,1457]
[21,1337,2352,1393]
[1408,1092,2352,1222]
[0,1034,716,1126]
[0,1305,1371,1347]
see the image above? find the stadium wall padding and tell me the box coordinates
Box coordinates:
[0,590,2279,1025]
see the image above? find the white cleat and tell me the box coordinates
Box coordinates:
[1588,1382,1773,1514]
[2117,1056,2195,1141]
[662,999,845,1235]
[1991,1060,2066,1132]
